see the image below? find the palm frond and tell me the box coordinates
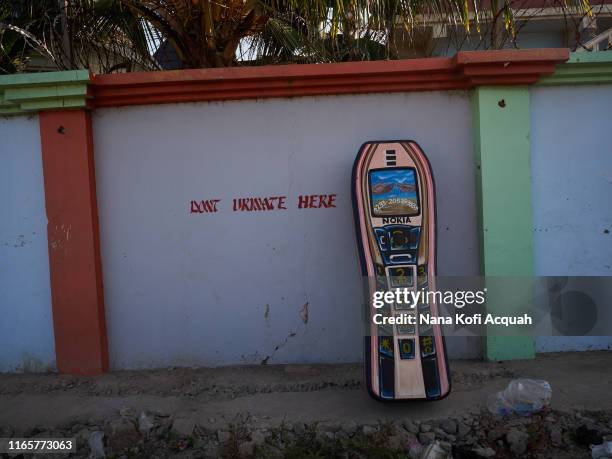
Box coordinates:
[0,0,598,73]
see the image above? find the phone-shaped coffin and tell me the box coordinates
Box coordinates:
[352,141,450,401]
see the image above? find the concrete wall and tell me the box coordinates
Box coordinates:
[2,81,610,372]
[531,84,612,352]
[92,91,481,369]
[0,115,55,372]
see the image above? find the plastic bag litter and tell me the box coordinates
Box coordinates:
[591,435,612,459]
[420,440,452,459]
[487,379,552,416]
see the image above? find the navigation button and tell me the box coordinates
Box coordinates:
[389,227,412,251]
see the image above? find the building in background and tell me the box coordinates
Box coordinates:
[395,0,612,58]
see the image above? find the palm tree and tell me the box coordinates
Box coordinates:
[0,0,57,73]
[1,0,157,73]
[1,0,593,73]
[121,0,593,68]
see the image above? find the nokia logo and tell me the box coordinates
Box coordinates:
[382,216,411,224]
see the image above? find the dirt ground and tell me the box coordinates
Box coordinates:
[0,351,611,458]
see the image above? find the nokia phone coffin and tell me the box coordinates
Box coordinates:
[352,141,451,401]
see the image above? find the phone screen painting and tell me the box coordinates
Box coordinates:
[369,168,420,217]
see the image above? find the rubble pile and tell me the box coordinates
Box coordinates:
[2,408,610,458]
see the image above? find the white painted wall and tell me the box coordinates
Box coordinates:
[0,115,55,372]
[93,91,480,369]
[531,84,612,352]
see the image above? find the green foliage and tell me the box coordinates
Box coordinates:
[0,0,56,73]
[0,0,156,74]
[0,0,594,73]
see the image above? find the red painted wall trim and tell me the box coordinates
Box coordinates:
[39,110,109,375]
[92,49,568,108]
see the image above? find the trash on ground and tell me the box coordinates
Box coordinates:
[87,431,105,458]
[487,378,552,416]
[420,440,452,459]
[590,434,612,459]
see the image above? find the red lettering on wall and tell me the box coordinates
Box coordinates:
[192,195,337,213]
[191,201,204,213]
[297,195,309,209]
[234,198,252,211]
[190,199,220,213]
[233,196,288,212]
[261,198,274,210]
[297,194,338,209]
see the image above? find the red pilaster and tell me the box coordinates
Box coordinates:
[39,109,108,375]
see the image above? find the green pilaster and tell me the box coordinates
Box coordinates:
[538,51,612,86]
[0,69,90,115]
[472,87,535,361]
